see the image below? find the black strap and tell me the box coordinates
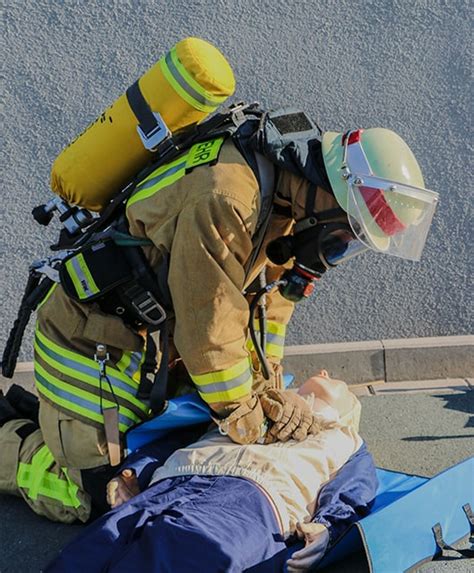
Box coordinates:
[432,522,474,559]
[316,207,346,221]
[136,333,157,400]
[149,320,169,414]
[126,81,158,137]
[305,184,318,218]
[15,422,39,440]
[463,503,474,532]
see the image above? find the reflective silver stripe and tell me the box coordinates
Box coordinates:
[35,369,137,429]
[124,352,143,379]
[266,332,285,347]
[135,160,187,194]
[164,51,218,108]
[35,335,146,413]
[196,369,252,395]
[69,256,94,297]
[253,329,285,348]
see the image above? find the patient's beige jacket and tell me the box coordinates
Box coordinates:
[150,393,362,537]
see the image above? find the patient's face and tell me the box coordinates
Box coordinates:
[297,372,353,416]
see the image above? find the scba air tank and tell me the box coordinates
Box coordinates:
[51,37,235,211]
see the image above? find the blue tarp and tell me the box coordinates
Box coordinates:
[317,458,473,572]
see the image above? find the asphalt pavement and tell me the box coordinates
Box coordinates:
[0,380,473,572]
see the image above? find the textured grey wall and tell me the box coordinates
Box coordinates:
[1,0,472,360]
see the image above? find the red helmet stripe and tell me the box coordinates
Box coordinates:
[359,186,406,235]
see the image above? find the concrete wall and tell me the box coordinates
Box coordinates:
[1,0,472,359]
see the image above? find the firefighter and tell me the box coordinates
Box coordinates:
[0,119,438,523]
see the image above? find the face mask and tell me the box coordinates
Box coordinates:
[266,220,368,302]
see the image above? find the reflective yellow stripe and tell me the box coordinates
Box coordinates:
[116,350,144,384]
[247,321,287,359]
[17,445,81,508]
[65,253,100,300]
[266,322,287,337]
[34,361,133,433]
[191,358,253,404]
[34,333,146,415]
[159,48,223,113]
[35,327,141,394]
[127,138,224,208]
[126,155,188,208]
[34,341,144,421]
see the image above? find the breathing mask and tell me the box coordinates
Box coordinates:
[267,218,368,302]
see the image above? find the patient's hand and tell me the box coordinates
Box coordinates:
[106,469,140,508]
[286,522,330,571]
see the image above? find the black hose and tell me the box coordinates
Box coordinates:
[1,275,53,378]
[248,279,287,381]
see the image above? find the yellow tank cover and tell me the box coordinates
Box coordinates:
[51,37,235,211]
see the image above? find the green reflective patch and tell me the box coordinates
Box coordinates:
[186,138,224,170]
[17,445,81,508]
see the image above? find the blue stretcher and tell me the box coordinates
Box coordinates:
[126,379,473,572]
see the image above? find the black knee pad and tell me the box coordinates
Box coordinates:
[5,384,39,425]
[0,392,19,427]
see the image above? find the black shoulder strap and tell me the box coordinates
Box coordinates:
[243,152,276,276]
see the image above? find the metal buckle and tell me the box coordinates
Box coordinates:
[131,291,166,326]
[137,112,171,151]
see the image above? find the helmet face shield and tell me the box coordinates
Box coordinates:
[347,174,438,260]
[340,130,439,261]
[318,226,369,267]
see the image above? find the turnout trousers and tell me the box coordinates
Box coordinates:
[0,397,118,523]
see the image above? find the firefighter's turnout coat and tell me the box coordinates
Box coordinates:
[1,138,339,522]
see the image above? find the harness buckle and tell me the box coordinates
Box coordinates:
[131,291,167,326]
[137,112,171,151]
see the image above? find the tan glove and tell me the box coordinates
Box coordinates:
[212,395,267,445]
[259,389,322,443]
[106,468,140,508]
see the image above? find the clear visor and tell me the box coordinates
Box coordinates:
[346,174,439,261]
[319,228,369,267]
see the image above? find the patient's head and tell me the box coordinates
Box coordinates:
[297,370,361,433]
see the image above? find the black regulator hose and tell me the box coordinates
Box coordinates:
[1,274,53,378]
[248,280,287,380]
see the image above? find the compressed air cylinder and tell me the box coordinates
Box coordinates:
[51,38,235,211]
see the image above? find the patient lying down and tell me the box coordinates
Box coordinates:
[46,371,378,572]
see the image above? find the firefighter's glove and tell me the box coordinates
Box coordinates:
[286,522,330,571]
[259,389,320,444]
[106,468,140,509]
[213,395,267,445]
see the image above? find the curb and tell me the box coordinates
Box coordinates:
[2,336,473,389]
[282,335,474,385]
